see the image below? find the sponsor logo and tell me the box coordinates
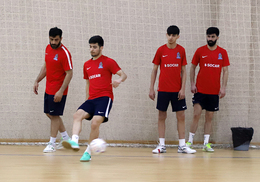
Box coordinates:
[176,52,181,59]
[89,74,101,80]
[182,106,186,108]
[162,55,168,58]
[204,63,220,68]
[87,67,91,70]
[164,64,179,67]
[215,107,219,110]
[98,62,103,69]
[45,53,48,55]
[202,55,207,58]
[50,110,54,113]
[98,111,104,114]
[218,53,223,60]
[53,54,58,61]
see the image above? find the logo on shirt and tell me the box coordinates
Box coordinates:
[165,64,179,67]
[98,62,103,69]
[53,54,58,61]
[89,74,101,80]
[202,55,207,58]
[218,53,223,60]
[176,52,181,59]
[87,67,91,70]
[162,55,168,58]
[204,63,220,68]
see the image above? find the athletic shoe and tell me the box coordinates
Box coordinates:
[56,137,64,149]
[43,142,56,153]
[62,139,80,151]
[178,145,196,154]
[152,145,166,154]
[203,143,214,152]
[186,142,193,148]
[80,152,91,162]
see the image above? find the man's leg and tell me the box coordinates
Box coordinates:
[176,111,196,154]
[203,111,214,152]
[152,110,167,154]
[187,104,202,145]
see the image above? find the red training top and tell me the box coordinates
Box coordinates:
[83,55,121,100]
[153,44,187,92]
[192,45,230,95]
[45,44,73,95]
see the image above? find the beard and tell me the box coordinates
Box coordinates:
[50,41,61,49]
[207,39,217,47]
[91,50,101,58]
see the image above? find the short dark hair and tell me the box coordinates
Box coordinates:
[167,25,180,35]
[206,27,219,36]
[49,27,62,38]
[89,35,104,47]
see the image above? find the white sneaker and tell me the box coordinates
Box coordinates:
[203,143,214,152]
[56,138,64,149]
[152,145,166,154]
[43,142,56,153]
[178,145,196,154]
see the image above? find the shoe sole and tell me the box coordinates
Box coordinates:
[152,151,166,154]
[62,141,80,151]
[80,158,91,162]
[177,151,196,154]
[203,149,214,152]
[43,150,56,153]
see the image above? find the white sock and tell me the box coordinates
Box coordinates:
[204,134,210,145]
[188,132,195,144]
[49,137,56,144]
[72,135,79,143]
[159,138,165,146]
[60,131,70,140]
[85,145,91,155]
[179,139,185,147]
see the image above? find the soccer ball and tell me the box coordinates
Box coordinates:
[90,138,107,154]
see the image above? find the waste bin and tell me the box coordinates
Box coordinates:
[231,127,254,151]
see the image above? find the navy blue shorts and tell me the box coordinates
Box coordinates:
[78,96,113,123]
[44,93,67,116]
[156,92,187,112]
[192,92,219,111]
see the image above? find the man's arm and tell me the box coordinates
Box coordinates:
[219,66,229,99]
[111,70,127,88]
[190,64,197,93]
[54,69,73,102]
[33,63,46,95]
[149,64,159,100]
[86,79,89,100]
[178,65,187,100]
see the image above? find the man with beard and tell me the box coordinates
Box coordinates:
[33,27,73,153]
[62,35,127,162]
[186,27,230,152]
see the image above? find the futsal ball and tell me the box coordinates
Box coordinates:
[90,138,107,154]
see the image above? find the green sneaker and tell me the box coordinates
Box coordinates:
[186,142,193,148]
[80,152,91,162]
[62,139,80,151]
[203,143,214,152]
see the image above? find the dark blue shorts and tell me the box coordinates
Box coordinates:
[78,96,113,123]
[192,92,219,112]
[44,93,67,116]
[156,91,187,112]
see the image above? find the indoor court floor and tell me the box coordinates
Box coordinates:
[0,145,259,182]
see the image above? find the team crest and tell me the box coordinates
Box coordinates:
[176,52,181,59]
[53,54,58,61]
[98,62,103,69]
[218,53,223,60]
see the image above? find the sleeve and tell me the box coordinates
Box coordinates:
[109,59,121,74]
[83,62,89,79]
[191,49,200,66]
[152,47,161,65]
[222,49,230,67]
[61,47,73,71]
[182,48,188,66]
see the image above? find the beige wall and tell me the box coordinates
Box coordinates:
[0,0,259,144]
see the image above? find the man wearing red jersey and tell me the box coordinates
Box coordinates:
[33,27,73,153]
[62,35,127,162]
[186,27,230,152]
[149,25,196,154]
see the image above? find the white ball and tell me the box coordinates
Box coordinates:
[90,138,107,154]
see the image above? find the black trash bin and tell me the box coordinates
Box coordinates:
[231,127,254,151]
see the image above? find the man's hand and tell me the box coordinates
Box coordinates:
[219,87,226,99]
[149,89,156,100]
[111,79,121,88]
[33,82,39,95]
[191,83,197,93]
[178,88,185,100]
[54,90,63,102]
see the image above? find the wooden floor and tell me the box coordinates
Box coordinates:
[0,145,260,182]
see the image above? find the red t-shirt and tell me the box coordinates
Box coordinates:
[83,55,121,100]
[45,44,73,95]
[153,44,187,92]
[192,45,230,95]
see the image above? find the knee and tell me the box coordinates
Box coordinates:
[158,111,167,121]
[177,113,185,121]
[91,120,101,131]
